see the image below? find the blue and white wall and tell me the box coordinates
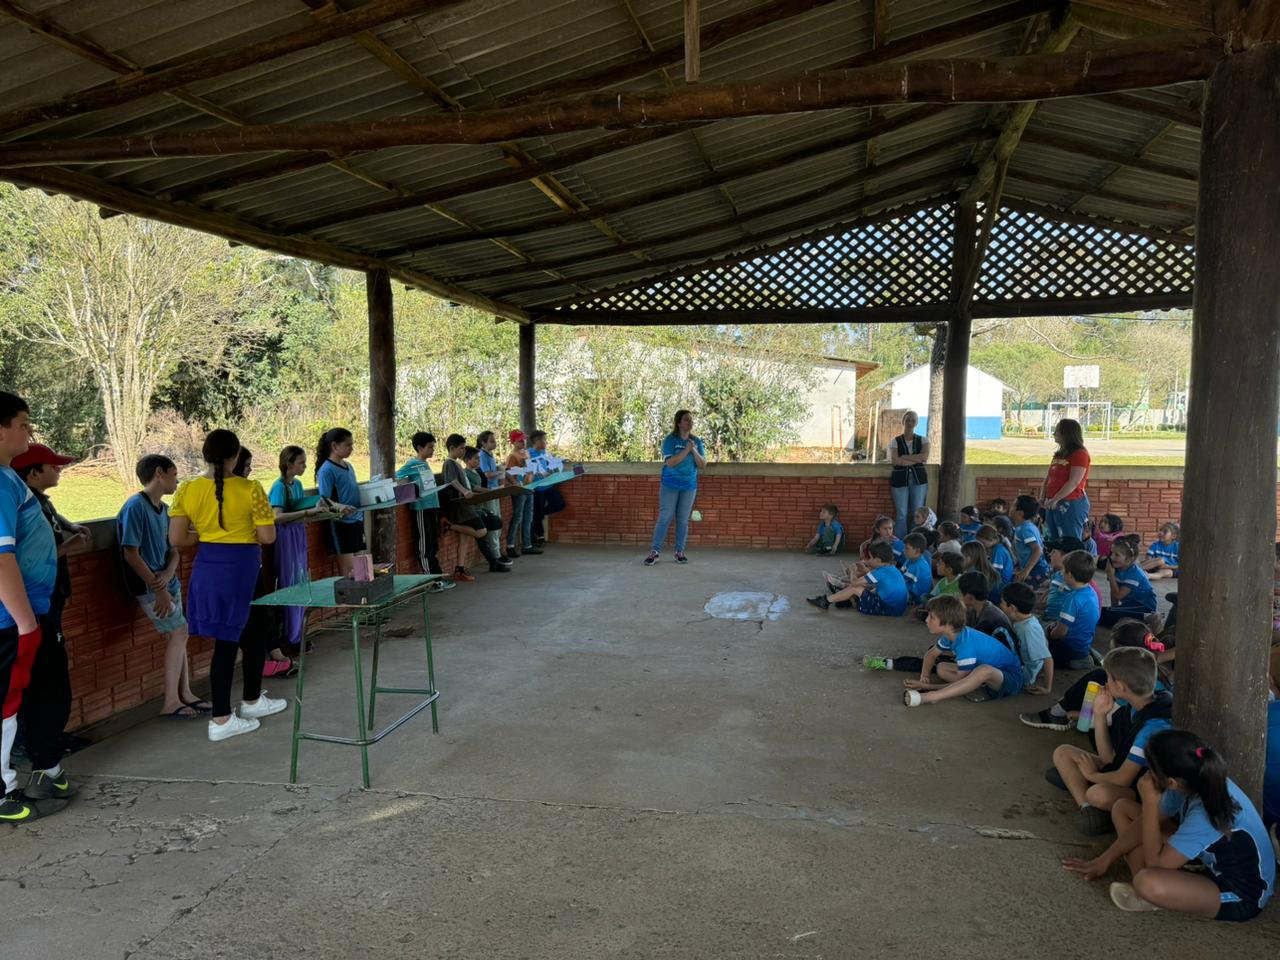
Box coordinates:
[888,365,1006,440]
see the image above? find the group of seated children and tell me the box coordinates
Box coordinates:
[805,490,1278,921]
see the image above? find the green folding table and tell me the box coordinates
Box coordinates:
[251,574,441,787]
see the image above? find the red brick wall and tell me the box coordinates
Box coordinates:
[551,473,897,550]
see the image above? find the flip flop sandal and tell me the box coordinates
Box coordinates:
[182,699,213,713]
[164,705,201,719]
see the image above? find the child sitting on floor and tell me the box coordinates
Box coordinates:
[1000,581,1053,695]
[857,515,903,566]
[1021,619,1170,731]
[900,532,933,606]
[1048,646,1172,836]
[1092,513,1124,569]
[935,520,963,557]
[1102,537,1159,627]
[909,524,938,554]
[959,570,1013,637]
[961,542,1001,608]
[915,551,964,621]
[959,505,982,541]
[1141,522,1181,580]
[804,503,844,555]
[988,497,1009,518]
[808,541,907,615]
[976,524,1014,605]
[900,595,1023,707]
[1046,549,1102,669]
[1065,729,1275,921]
[912,505,937,531]
[1011,494,1049,585]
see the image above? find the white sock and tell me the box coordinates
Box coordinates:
[1,715,16,794]
[1049,703,1068,719]
[37,763,61,778]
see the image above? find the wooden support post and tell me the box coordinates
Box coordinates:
[366,268,398,566]
[519,322,536,436]
[937,202,978,521]
[1174,41,1280,805]
[684,0,700,82]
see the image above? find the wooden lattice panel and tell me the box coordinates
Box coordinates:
[975,206,1195,304]
[563,203,956,313]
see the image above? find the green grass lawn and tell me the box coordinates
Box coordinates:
[962,448,1187,467]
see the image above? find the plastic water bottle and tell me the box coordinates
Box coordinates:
[1076,680,1102,733]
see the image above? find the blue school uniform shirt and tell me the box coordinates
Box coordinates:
[395,458,439,510]
[660,434,704,491]
[1011,617,1050,685]
[0,466,57,628]
[864,564,908,616]
[900,554,932,604]
[959,520,981,541]
[1115,703,1172,767]
[1057,584,1100,655]
[1013,519,1049,578]
[989,542,1015,585]
[1114,563,1157,612]
[478,450,501,490]
[268,477,305,512]
[317,460,363,524]
[816,519,844,546]
[937,625,1021,677]
[1146,539,1180,568]
[1160,780,1275,912]
[1264,699,1280,828]
[117,492,172,573]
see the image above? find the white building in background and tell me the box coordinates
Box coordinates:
[790,356,879,450]
[879,364,1008,440]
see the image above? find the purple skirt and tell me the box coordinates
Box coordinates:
[187,542,261,642]
[273,521,309,647]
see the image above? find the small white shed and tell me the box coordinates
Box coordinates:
[880,364,1007,440]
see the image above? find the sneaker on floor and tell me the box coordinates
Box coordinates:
[240,693,288,720]
[1,790,34,823]
[1110,881,1159,913]
[643,551,659,567]
[262,658,293,679]
[452,568,476,583]
[24,769,77,800]
[806,595,830,610]
[522,546,544,555]
[1021,709,1071,732]
[208,714,260,742]
[488,562,512,573]
[862,656,892,670]
[1044,766,1068,791]
[1077,804,1114,836]
[674,552,688,564]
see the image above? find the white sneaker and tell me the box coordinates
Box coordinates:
[240,692,288,719]
[208,714,260,742]
[1109,882,1159,913]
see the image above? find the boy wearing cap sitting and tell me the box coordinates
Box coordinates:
[504,429,540,557]
[1,398,77,819]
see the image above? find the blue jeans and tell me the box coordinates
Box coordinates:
[507,492,533,550]
[651,485,697,553]
[890,481,928,538]
[1046,494,1090,540]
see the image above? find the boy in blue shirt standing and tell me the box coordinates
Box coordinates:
[0,392,64,822]
[804,504,843,555]
[807,541,907,615]
[1047,550,1101,669]
[899,532,933,605]
[1011,494,1049,585]
[902,595,1023,706]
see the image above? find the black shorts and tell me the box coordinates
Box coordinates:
[1212,872,1266,923]
[328,520,367,556]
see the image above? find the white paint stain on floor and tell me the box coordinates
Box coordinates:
[704,591,790,622]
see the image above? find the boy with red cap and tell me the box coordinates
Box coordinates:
[505,430,540,556]
[0,393,68,822]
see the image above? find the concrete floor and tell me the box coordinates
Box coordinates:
[4,546,1277,958]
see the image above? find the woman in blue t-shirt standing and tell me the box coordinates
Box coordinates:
[645,410,706,567]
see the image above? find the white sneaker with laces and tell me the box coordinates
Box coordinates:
[208,714,260,742]
[240,692,288,719]
[1109,882,1159,913]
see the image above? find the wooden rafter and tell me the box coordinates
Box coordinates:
[1066,120,1181,215]
[1,166,529,321]
[958,11,1082,204]
[864,0,891,172]
[527,180,967,309]
[1076,0,1211,31]
[0,35,1225,169]
[684,0,700,83]
[370,106,949,255]
[157,0,1051,205]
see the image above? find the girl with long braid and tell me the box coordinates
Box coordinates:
[169,430,286,742]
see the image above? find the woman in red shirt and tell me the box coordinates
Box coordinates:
[1040,418,1091,540]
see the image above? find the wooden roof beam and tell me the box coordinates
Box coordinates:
[959,11,1082,204]
[356,105,947,250]
[0,0,493,136]
[1,166,529,320]
[0,35,1225,168]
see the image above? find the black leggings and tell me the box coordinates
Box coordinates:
[1060,668,1108,713]
[19,603,70,771]
[211,630,266,718]
[453,515,502,566]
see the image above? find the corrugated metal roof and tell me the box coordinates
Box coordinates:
[0,0,1203,320]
